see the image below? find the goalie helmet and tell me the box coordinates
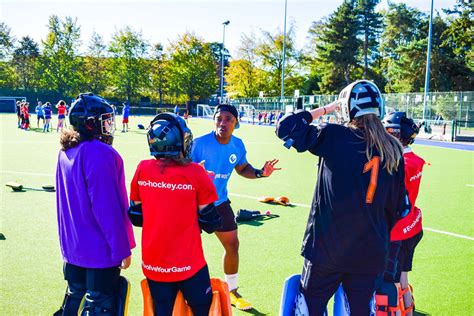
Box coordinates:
[337,80,384,122]
[383,111,419,146]
[147,113,193,162]
[69,93,115,145]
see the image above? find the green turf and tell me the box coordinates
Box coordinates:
[0,114,473,315]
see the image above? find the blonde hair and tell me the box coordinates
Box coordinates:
[349,114,403,174]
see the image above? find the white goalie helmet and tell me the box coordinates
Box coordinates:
[337,80,384,123]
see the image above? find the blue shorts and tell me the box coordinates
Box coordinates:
[58,114,65,119]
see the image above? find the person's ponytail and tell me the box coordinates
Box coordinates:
[349,114,403,174]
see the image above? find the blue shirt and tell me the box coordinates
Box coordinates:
[123,105,130,118]
[36,105,44,116]
[43,105,52,118]
[192,131,247,205]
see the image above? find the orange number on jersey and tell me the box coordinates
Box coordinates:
[363,156,380,204]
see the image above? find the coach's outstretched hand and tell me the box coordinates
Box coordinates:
[262,159,281,177]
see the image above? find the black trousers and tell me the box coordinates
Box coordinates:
[60,262,121,316]
[147,265,212,316]
[301,260,382,316]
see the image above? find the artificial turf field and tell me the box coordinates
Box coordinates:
[0,113,473,315]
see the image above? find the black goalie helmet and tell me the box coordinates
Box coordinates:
[337,80,384,122]
[69,93,115,145]
[147,113,193,162]
[383,111,420,146]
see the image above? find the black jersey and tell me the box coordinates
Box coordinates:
[278,112,406,274]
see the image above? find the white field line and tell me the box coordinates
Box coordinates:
[466,184,474,187]
[229,193,474,241]
[1,170,471,241]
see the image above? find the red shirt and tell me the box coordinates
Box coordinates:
[130,159,217,282]
[391,148,425,241]
[57,105,67,115]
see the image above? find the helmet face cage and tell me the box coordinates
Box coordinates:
[148,113,193,162]
[338,80,384,123]
[69,93,115,145]
[383,111,419,146]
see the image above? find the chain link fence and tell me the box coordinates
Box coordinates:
[232,91,474,122]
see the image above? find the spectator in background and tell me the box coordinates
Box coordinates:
[36,101,45,129]
[122,102,130,133]
[174,104,179,115]
[268,111,275,125]
[56,100,67,132]
[43,102,52,132]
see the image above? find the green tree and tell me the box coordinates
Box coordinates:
[381,4,426,92]
[309,0,361,93]
[149,43,169,106]
[81,32,109,95]
[166,32,218,103]
[442,0,473,68]
[108,26,149,102]
[0,22,17,88]
[356,0,383,79]
[40,16,83,98]
[255,24,301,96]
[226,59,266,98]
[12,36,40,90]
[226,33,266,98]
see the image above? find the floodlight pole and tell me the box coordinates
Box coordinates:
[280,0,288,107]
[220,20,230,104]
[422,0,434,120]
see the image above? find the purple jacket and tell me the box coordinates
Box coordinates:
[56,139,135,268]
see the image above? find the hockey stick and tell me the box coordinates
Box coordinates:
[5,182,55,192]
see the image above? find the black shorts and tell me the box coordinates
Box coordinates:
[215,200,237,232]
[399,230,423,272]
[147,265,212,316]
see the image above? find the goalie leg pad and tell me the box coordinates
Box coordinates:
[375,282,401,316]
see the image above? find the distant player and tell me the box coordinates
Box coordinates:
[276,80,407,315]
[122,102,130,132]
[35,101,45,128]
[130,113,219,315]
[384,112,425,315]
[56,100,67,132]
[192,103,280,310]
[43,102,52,132]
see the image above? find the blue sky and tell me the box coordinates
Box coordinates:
[1,0,457,56]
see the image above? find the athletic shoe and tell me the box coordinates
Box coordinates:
[229,289,252,311]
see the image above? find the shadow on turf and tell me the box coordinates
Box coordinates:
[240,307,268,315]
[237,216,280,227]
[414,310,431,316]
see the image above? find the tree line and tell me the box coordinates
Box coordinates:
[0,0,472,105]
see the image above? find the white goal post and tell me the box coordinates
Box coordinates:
[196,104,216,118]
